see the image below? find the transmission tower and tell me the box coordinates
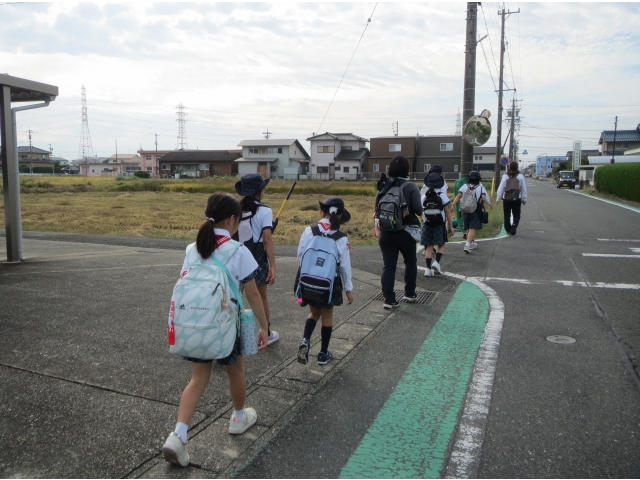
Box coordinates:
[78,85,95,160]
[455,108,462,136]
[176,103,188,150]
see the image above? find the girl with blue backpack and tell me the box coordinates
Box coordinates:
[295,198,354,365]
[162,193,269,468]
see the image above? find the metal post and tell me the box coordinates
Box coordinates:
[611,116,618,164]
[509,96,516,161]
[1,85,20,262]
[461,2,478,177]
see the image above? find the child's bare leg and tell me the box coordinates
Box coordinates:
[258,284,270,329]
[467,228,476,243]
[320,307,334,327]
[178,362,213,424]
[225,356,246,411]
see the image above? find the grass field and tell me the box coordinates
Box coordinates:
[1,177,503,245]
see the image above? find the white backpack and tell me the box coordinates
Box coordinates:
[460,185,479,213]
[168,242,240,360]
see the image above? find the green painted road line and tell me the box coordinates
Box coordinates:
[340,282,489,479]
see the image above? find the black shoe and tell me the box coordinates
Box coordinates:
[383,301,400,310]
[511,225,517,235]
[403,293,418,302]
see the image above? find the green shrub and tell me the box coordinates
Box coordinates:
[594,163,640,202]
[134,171,151,179]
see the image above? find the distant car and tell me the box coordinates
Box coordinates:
[524,173,530,178]
[557,171,576,189]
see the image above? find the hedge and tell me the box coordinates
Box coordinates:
[594,163,640,202]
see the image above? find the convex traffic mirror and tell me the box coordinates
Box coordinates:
[463,109,492,146]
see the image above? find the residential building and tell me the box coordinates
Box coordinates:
[472,146,498,172]
[79,154,141,177]
[17,146,55,172]
[416,135,463,179]
[599,123,640,156]
[236,139,309,179]
[306,132,369,180]
[159,150,241,178]
[536,155,567,177]
[565,149,600,166]
[366,136,419,179]
[137,149,172,176]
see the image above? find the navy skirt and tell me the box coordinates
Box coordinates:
[253,242,269,287]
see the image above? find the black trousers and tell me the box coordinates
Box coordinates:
[378,229,417,303]
[502,199,522,231]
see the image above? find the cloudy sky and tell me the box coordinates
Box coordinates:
[2,1,639,167]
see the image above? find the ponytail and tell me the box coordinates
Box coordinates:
[196,193,242,259]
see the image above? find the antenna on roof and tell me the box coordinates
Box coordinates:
[263,129,272,139]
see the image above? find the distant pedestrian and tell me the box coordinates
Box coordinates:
[451,171,493,254]
[235,173,279,345]
[295,198,354,366]
[496,161,527,235]
[375,156,422,308]
[421,173,455,276]
[162,193,269,467]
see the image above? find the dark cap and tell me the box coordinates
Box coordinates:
[468,171,481,180]
[235,173,270,197]
[424,172,445,189]
[318,197,351,223]
[428,164,443,175]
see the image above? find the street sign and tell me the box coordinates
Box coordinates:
[573,141,582,171]
[500,156,509,166]
[522,149,528,155]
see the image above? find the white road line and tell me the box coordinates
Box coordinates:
[568,189,640,214]
[0,263,182,276]
[597,239,640,242]
[443,272,505,479]
[582,253,640,258]
[464,276,640,290]
[630,248,640,253]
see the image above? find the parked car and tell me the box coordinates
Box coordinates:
[557,170,576,189]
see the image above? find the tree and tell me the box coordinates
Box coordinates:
[134,170,150,179]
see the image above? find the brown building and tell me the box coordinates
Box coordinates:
[365,136,419,178]
[159,150,241,178]
[416,135,463,179]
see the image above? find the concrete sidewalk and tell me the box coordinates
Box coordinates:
[0,236,442,478]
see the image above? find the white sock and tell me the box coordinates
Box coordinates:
[174,422,188,443]
[466,242,472,247]
[233,408,246,421]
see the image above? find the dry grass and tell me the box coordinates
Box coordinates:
[0,178,504,245]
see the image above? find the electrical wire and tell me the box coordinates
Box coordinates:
[316,2,377,134]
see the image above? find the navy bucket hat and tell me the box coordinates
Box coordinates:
[235,173,270,197]
[318,197,351,223]
[424,172,445,189]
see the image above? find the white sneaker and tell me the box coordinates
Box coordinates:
[431,261,442,275]
[229,407,258,434]
[424,268,434,277]
[470,242,478,250]
[162,432,189,467]
[267,330,279,345]
[464,244,471,254]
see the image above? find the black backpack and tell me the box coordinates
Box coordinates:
[376,181,409,231]
[422,189,445,226]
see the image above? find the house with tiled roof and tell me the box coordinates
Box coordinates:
[306,132,369,180]
[236,139,309,179]
[599,122,640,156]
[159,150,241,178]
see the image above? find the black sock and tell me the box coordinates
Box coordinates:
[320,326,333,353]
[303,318,317,342]
[436,252,443,263]
[426,257,432,268]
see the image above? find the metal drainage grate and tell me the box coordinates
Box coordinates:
[546,335,576,344]
[372,289,438,305]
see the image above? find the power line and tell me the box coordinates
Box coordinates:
[316,2,377,134]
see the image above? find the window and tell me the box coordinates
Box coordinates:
[423,163,431,172]
[335,165,341,171]
[389,144,401,152]
[267,147,282,154]
[249,148,259,154]
[147,167,153,172]
[386,165,389,172]
[373,164,379,172]
[317,146,335,153]
[161,164,168,170]
[270,165,278,172]
[145,155,152,160]
[317,166,329,173]
[125,166,141,172]
[440,143,453,151]
[353,167,358,173]
[454,165,459,172]
[341,146,352,151]
[343,167,350,173]
[199,164,208,171]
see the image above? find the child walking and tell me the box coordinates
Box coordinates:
[296,198,354,366]
[451,171,493,254]
[421,173,455,276]
[235,173,279,345]
[162,193,269,468]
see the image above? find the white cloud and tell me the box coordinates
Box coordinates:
[1,2,639,164]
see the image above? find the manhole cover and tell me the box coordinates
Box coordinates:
[372,289,438,305]
[546,335,576,344]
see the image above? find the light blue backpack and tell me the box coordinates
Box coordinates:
[168,242,240,360]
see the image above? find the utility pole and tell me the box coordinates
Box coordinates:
[508,95,516,162]
[28,128,33,173]
[461,2,478,177]
[263,129,272,139]
[176,103,188,150]
[155,133,159,176]
[611,116,618,164]
[493,6,519,185]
